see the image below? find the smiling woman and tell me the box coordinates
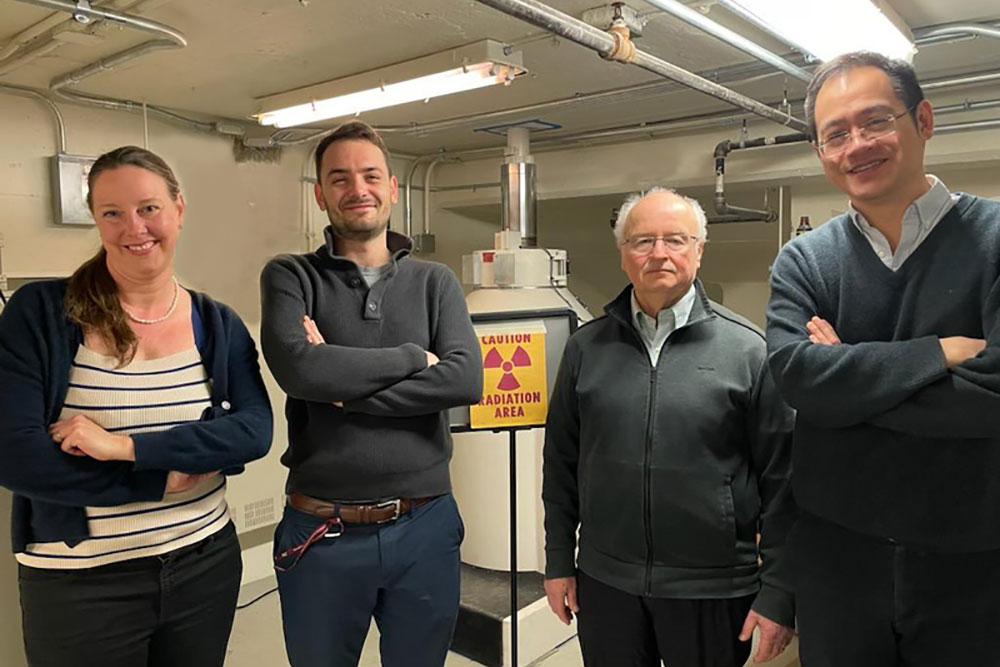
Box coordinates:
[65,147,186,366]
[0,145,273,667]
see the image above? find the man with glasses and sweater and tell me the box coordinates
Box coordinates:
[767,52,1000,666]
[543,188,796,667]
[260,121,482,667]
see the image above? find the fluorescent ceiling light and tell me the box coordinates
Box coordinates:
[255,39,526,128]
[722,0,916,62]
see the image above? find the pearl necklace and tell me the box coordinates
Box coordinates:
[123,277,179,325]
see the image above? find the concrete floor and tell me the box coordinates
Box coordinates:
[224,586,585,667]
[224,584,799,667]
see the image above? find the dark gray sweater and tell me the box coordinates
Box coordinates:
[260,229,482,501]
[766,194,1000,551]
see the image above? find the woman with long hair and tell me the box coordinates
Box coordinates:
[0,145,272,666]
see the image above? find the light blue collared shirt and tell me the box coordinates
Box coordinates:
[848,175,960,271]
[630,284,697,366]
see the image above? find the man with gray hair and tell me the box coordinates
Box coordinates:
[543,188,796,666]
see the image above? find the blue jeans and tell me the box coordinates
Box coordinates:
[275,493,464,667]
[18,521,242,667]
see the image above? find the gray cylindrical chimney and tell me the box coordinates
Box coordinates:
[500,127,537,248]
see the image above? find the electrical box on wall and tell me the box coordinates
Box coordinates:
[50,154,97,226]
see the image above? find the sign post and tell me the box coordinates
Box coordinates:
[451,308,578,667]
[471,323,548,667]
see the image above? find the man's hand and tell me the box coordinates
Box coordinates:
[303,316,344,406]
[303,315,326,346]
[544,576,579,625]
[50,415,134,461]
[807,316,841,346]
[939,336,986,367]
[739,609,794,663]
[165,470,218,495]
[303,315,440,403]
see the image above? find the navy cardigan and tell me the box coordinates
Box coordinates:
[0,279,273,552]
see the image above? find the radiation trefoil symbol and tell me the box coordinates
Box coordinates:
[483,346,532,391]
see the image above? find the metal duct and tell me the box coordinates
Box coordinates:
[500,127,538,247]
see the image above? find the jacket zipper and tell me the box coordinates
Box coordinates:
[643,367,656,596]
[621,304,700,596]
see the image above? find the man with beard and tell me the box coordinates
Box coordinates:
[260,121,483,667]
[767,52,1000,665]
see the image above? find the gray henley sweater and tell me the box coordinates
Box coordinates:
[766,193,1000,551]
[260,229,483,501]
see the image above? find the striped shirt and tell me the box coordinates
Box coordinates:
[17,346,230,569]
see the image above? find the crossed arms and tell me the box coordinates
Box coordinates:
[259,259,482,416]
[766,247,1000,437]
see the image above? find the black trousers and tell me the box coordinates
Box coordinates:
[19,521,242,667]
[792,512,1000,667]
[576,570,755,667]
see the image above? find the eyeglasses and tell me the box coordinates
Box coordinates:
[622,233,700,255]
[815,107,915,156]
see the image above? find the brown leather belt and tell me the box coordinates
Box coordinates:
[288,492,435,524]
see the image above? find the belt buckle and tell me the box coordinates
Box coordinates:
[374,498,402,524]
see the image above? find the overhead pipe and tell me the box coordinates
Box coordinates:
[373,53,811,135]
[357,62,1000,144]
[50,88,217,133]
[400,84,997,166]
[914,21,1000,44]
[642,0,811,82]
[9,0,189,122]
[710,114,1000,223]
[471,0,808,133]
[935,97,1000,115]
[934,118,1000,135]
[422,159,442,236]
[13,0,187,44]
[50,40,184,92]
[5,1,246,138]
[0,84,66,152]
[0,0,153,67]
[404,156,439,237]
[923,68,1000,91]
[374,20,814,136]
[713,134,808,221]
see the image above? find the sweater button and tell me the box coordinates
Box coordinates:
[221,400,231,411]
[349,277,361,287]
[368,302,377,312]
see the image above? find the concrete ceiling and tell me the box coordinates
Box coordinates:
[1,0,998,155]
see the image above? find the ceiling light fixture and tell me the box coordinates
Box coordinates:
[719,0,916,62]
[254,39,526,128]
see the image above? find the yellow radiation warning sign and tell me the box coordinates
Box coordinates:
[470,323,547,428]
